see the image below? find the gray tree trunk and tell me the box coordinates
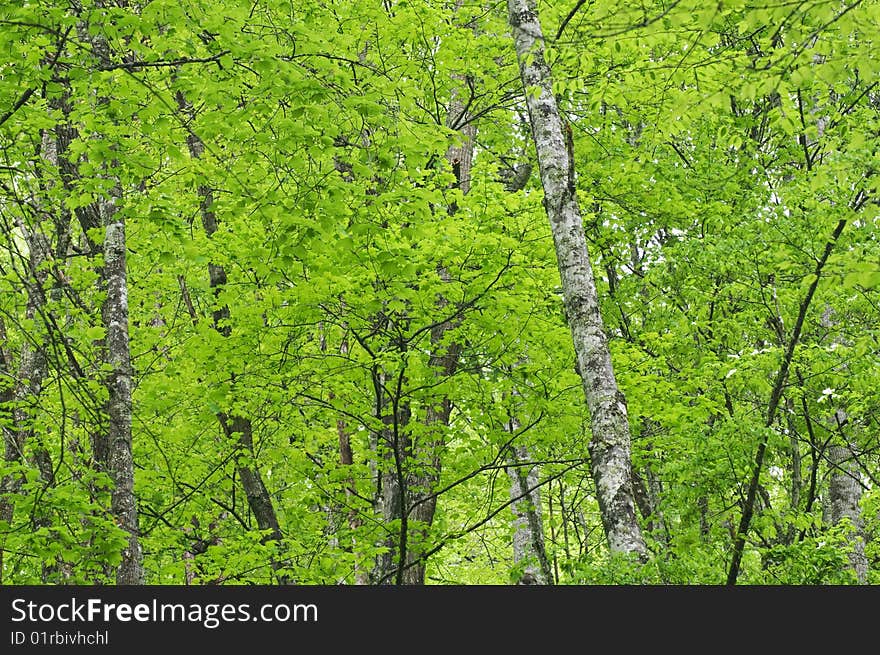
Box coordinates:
[3,129,70,581]
[827,436,868,583]
[372,45,474,584]
[820,308,868,583]
[631,461,669,549]
[13,221,53,486]
[374,367,412,584]
[100,207,143,584]
[782,397,804,545]
[77,7,143,585]
[506,0,647,559]
[506,433,552,585]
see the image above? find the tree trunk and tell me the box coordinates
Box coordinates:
[73,5,144,585]
[821,308,868,583]
[506,0,647,560]
[506,436,552,585]
[100,207,143,584]
[631,461,669,549]
[324,323,369,584]
[4,128,68,581]
[725,220,846,585]
[827,437,868,583]
[220,414,284,545]
[374,367,412,585]
[783,397,803,545]
[12,222,53,486]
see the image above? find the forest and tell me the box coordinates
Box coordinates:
[0,0,878,586]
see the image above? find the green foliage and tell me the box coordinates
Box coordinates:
[758,527,860,586]
[1,0,878,585]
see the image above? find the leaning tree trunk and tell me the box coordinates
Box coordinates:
[506,0,647,559]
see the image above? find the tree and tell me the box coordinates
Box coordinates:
[1,0,877,586]
[506,0,648,561]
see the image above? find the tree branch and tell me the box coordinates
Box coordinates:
[727,217,847,585]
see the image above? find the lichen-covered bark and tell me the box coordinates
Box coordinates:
[76,8,144,584]
[507,438,552,585]
[827,438,868,583]
[100,215,143,584]
[821,309,868,584]
[506,0,647,559]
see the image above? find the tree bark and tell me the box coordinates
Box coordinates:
[827,438,868,583]
[506,435,552,585]
[374,366,412,585]
[74,4,145,585]
[1,93,83,582]
[506,0,647,560]
[821,308,868,583]
[100,209,143,584]
[12,222,53,486]
[3,127,71,581]
[783,397,803,545]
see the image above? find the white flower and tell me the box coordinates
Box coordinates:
[818,388,835,403]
